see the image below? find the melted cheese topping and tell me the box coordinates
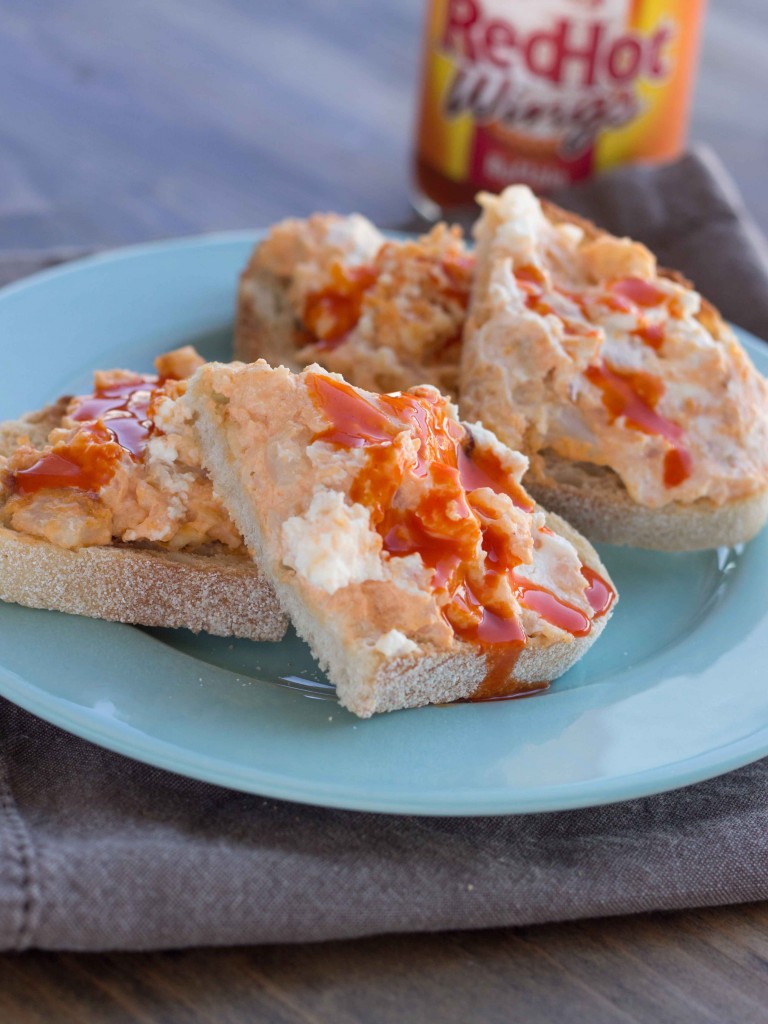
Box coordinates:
[279,367,612,658]
[0,347,242,551]
[464,186,768,508]
[254,214,473,398]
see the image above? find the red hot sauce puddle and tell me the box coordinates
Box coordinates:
[13,375,160,496]
[306,373,615,699]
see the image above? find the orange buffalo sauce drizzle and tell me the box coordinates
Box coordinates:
[515,265,601,343]
[303,263,378,350]
[13,376,160,496]
[609,278,667,309]
[302,249,475,351]
[307,373,614,698]
[518,269,671,351]
[581,566,615,617]
[606,278,669,352]
[584,362,692,488]
[515,268,692,489]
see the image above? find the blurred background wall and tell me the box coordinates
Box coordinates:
[0,0,764,247]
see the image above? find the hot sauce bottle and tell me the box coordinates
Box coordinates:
[412,0,706,217]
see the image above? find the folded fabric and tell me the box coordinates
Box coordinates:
[2,697,768,951]
[1,147,767,952]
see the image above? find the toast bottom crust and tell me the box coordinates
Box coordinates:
[235,272,302,370]
[0,527,288,641]
[529,454,768,551]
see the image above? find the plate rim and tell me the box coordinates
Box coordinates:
[0,232,766,816]
[0,229,266,299]
[2,653,768,816]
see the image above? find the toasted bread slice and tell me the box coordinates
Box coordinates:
[461,186,768,551]
[526,451,768,552]
[235,213,472,399]
[0,355,287,641]
[0,523,285,639]
[183,361,616,718]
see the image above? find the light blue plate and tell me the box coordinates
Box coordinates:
[0,233,766,816]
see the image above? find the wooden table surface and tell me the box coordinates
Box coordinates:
[1,1,768,1021]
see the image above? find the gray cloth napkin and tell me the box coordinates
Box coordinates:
[1,147,767,952]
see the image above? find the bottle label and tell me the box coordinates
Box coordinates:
[416,0,704,192]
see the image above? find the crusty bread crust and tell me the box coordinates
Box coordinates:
[235,264,302,368]
[251,516,610,717]
[186,366,615,718]
[462,197,768,551]
[529,452,768,551]
[0,527,287,640]
[0,407,288,641]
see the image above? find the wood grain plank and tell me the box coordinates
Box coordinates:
[0,952,151,1024]
[520,914,768,1023]
[0,949,314,1024]
[252,931,633,1024]
[443,930,639,1024]
[677,904,768,968]
[513,924,725,1024]
[80,950,321,1024]
[4,906,768,1024]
